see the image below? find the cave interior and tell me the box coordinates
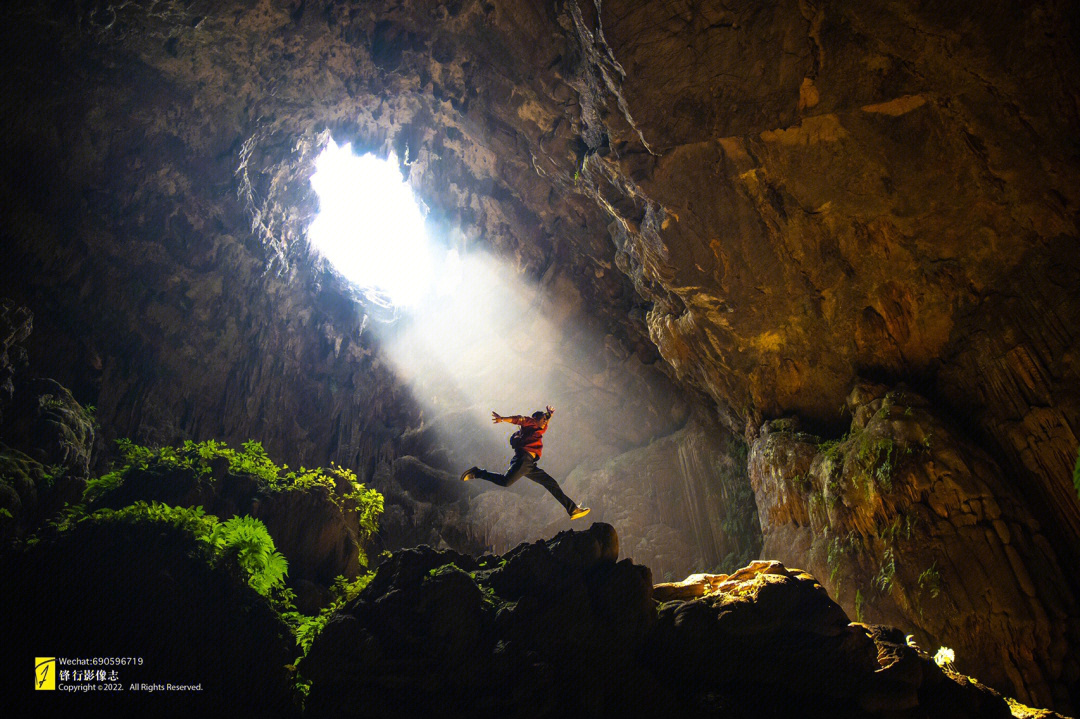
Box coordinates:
[2,0,1079,716]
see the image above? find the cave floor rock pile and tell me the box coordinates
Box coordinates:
[3,515,299,718]
[303,522,1048,719]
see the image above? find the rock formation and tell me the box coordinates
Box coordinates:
[748,382,1079,709]
[303,522,1048,718]
[1,0,1079,711]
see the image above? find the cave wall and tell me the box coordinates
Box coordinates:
[749,383,1079,709]
[0,0,746,577]
[2,0,1079,708]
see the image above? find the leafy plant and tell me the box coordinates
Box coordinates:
[856,435,896,492]
[279,572,374,657]
[933,646,956,670]
[854,588,866,623]
[918,562,942,599]
[880,512,916,544]
[209,515,289,595]
[88,500,219,540]
[818,439,843,464]
[787,472,812,493]
[44,500,288,597]
[826,532,859,588]
[873,548,896,594]
[1073,446,1080,502]
[92,438,384,565]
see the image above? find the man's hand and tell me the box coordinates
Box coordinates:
[491,411,503,423]
[545,405,555,416]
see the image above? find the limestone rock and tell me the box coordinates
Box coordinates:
[748,383,1080,711]
[2,3,1080,712]
[305,525,1034,718]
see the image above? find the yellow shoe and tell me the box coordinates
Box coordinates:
[569,506,590,520]
[460,467,479,482]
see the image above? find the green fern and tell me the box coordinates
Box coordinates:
[279,573,373,656]
[918,562,942,599]
[1073,446,1080,502]
[873,548,896,594]
[90,501,219,540]
[209,516,289,595]
[43,501,288,597]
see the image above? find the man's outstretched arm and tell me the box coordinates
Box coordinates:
[491,411,547,426]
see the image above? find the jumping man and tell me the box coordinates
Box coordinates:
[461,405,590,520]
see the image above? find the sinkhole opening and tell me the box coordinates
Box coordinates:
[308,139,458,308]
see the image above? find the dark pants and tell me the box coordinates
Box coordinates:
[474,451,576,514]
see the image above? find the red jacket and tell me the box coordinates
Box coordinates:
[507,415,548,458]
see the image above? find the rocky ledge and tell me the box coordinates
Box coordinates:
[303,522,1061,719]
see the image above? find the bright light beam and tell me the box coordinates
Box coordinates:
[308,141,435,307]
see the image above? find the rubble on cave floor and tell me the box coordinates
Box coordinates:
[303,522,1064,719]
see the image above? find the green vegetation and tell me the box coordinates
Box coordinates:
[826,531,860,589]
[879,513,916,544]
[25,436,386,712]
[1073,446,1080,502]
[717,441,760,573]
[918,561,942,599]
[88,438,384,563]
[875,397,892,420]
[210,515,289,594]
[94,438,378,508]
[824,471,844,508]
[787,472,812,493]
[855,434,896,493]
[278,573,374,656]
[873,547,896,594]
[818,439,843,464]
[43,501,289,597]
[854,588,866,623]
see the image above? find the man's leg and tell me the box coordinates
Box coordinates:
[524,463,577,514]
[472,451,531,487]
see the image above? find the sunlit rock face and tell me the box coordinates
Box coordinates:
[2,0,1080,709]
[748,382,1079,710]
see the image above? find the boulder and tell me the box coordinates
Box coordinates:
[304,524,1032,719]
